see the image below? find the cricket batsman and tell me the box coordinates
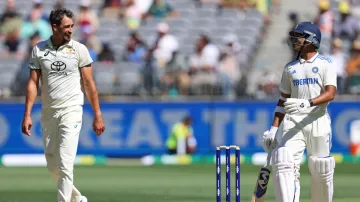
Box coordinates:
[21,8,105,202]
[262,22,337,202]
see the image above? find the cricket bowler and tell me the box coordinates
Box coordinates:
[262,22,337,202]
[21,8,105,202]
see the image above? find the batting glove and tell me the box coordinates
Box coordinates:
[262,126,278,153]
[284,98,311,114]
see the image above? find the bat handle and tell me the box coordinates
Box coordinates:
[264,139,278,168]
[264,148,273,168]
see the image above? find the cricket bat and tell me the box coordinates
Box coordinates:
[250,149,272,202]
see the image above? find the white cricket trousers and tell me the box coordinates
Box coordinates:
[41,105,83,202]
[276,112,332,180]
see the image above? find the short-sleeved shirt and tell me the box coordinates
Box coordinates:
[166,123,194,149]
[280,52,337,114]
[29,38,93,109]
[148,3,173,18]
[189,44,220,69]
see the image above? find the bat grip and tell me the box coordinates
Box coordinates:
[264,147,273,168]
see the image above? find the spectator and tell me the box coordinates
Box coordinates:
[221,33,242,59]
[103,0,122,8]
[122,32,147,64]
[124,0,144,30]
[26,0,48,22]
[333,1,360,50]
[152,22,179,69]
[11,31,41,96]
[98,43,116,63]
[248,0,270,16]
[327,38,348,94]
[346,40,360,94]
[218,33,242,97]
[161,50,190,96]
[314,0,334,39]
[76,0,99,38]
[101,0,122,18]
[20,6,52,41]
[146,0,178,19]
[140,22,179,95]
[54,0,64,9]
[188,34,221,95]
[134,0,153,15]
[218,0,247,9]
[255,71,279,99]
[0,0,20,24]
[79,25,103,54]
[0,0,23,54]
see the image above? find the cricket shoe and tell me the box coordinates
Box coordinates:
[80,196,88,202]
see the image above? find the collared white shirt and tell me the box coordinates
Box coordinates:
[29,37,93,109]
[280,52,337,114]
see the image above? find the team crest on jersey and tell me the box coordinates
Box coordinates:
[65,47,75,55]
[312,67,319,73]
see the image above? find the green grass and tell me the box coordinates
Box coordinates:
[0,163,359,202]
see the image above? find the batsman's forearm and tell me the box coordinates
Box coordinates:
[272,112,285,127]
[84,81,102,117]
[271,98,286,127]
[271,92,291,127]
[311,91,335,106]
[24,81,38,117]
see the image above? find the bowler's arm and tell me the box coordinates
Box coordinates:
[24,69,41,117]
[272,92,291,127]
[80,65,102,118]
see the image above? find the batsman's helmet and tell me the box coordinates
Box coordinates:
[289,22,321,49]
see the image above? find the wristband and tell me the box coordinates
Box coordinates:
[275,106,285,114]
[279,95,287,101]
[308,99,314,107]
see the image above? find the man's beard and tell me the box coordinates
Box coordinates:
[63,33,71,42]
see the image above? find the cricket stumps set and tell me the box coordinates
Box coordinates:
[216,145,240,202]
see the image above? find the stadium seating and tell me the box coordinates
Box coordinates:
[0,0,266,98]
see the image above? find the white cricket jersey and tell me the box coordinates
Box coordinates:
[29,38,93,109]
[279,52,337,114]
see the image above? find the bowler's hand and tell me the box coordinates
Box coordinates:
[284,98,311,114]
[21,115,32,136]
[93,115,105,136]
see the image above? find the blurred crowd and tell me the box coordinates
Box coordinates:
[291,0,360,95]
[0,0,279,99]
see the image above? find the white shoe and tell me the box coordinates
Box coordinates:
[80,196,88,202]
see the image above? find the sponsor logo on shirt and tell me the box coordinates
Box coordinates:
[50,61,67,76]
[292,78,318,86]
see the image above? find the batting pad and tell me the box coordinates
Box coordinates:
[308,156,335,202]
[271,147,295,202]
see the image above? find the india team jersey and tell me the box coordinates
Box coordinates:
[29,38,93,109]
[279,52,337,114]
